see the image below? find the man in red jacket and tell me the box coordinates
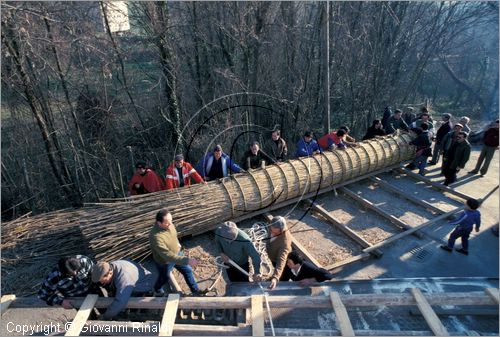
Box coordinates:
[469,120,499,177]
[166,154,206,190]
[128,162,165,196]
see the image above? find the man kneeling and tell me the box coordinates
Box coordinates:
[280,251,333,286]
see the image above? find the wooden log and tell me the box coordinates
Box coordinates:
[325,253,371,271]
[305,199,383,257]
[1,294,16,315]
[65,294,99,336]
[159,294,179,336]
[410,288,449,336]
[485,288,499,304]
[251,295,264,336]
[330,291,355,336]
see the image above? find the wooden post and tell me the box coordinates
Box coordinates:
[251,295,264,336]
[64,294,99,336]
[485,288,499,304]
[410,288,449,336]
[1,294,16,315]
[159,293,180,336]
[330,291,355,336]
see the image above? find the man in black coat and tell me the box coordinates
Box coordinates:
[280,251,333,286]
[429,113,452,165]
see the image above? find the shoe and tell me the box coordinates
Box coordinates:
[154,288,166,297]
[405,164,416,170]
[455,248,469,255]
[440,245,452,252]
[428,161,437,165]
[192,289,209,296]
[468,170,479,175]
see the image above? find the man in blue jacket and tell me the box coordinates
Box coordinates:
[296,131,322,157]
[195,145,243,181]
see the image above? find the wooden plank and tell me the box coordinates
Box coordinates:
[64,294,98,336]
[330,291,355,336]
[363,206,466,254]
[410,307,499,316]
[340,187,423,238]
[410,288,449,336]
[485,288,499,304]
[159,293,180,336]
[325,252,371,271]
[168,272,182,292]
[1,294,16,315]
[251,295,264,336]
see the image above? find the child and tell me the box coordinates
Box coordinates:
[440,198,481,255]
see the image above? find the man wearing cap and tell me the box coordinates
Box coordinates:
[266,216,293,290]
[165,154,206,190]
[214,222,262,282]
[91,260,156,319]
[429,113,453,165]
[296,131,322,157]
[127,162,165,196]
[195,145,243,181]
[150,209,205,295]
[459,116,471,135]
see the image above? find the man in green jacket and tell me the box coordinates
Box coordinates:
[386,109,409,134]
[215,221,262,282]
[442,131,471,186]
[149,209,204,295]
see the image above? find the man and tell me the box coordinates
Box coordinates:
[92,260,156,319]
[441,123,464,160]
[408,123,432,175]
[241,141,275,170]
[386,109,409,134]
[280,251,333,286]
[165,154,205,190]
[214,221,262,282]
[38,255,94,308]
[296,131,322,157]
[362,120,386,140]
[402,106,416,126]
[411,112,435,137]
[442,131,471,186]
[266,129,288,162]
[459,116,471,134]
[339,126,357,146]
[381,106,392,131]
[196,145,242,181]
[149,209,204,295]
[469,120,499,177]
[266,216,293,290]
[429,113,453,165]
[128,162,165,196]
[318,129,347,150]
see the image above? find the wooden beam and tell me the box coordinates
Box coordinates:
[330,291,355,336]
[304,199,383,257]
[410,288,449,336]
[410,307,499,316]
[159,293,180,336]
[325,252,371,271]
[1,294,16,315]
[363,206,466,254]
[64,294,98,336]
[485,288,499,304]
[251,295,264,336]
[168,272,182,293]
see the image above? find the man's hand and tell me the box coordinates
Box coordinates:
[253,274,263,282]
[475,227,480,233]
[188,258,198,267]
[298,278,316,287]
[220,253,229,263]
[314,150,321,155]
[268,277,278,290]
[61,299,73,309]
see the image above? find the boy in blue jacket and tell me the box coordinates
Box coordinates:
[296,131,322,158]
[440,198,481,255]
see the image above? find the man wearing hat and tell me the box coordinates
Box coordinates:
[195,145,243,181]
[127,161,165,196]
[296,131,322,157]
[91,260,156,319]
[165,154,206,190]
[429,113,453,165]
[266,216,293,290]
[214,222,262,282]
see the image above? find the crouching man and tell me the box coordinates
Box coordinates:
[280,251,334,287]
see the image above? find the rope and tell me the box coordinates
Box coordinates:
[244,222,274,279]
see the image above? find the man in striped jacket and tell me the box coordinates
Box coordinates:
[165,154,206,190]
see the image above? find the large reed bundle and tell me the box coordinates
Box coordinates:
[2,133,414,267]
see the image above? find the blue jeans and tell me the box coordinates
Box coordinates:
[154,252,199,293]
[413,155,428,175]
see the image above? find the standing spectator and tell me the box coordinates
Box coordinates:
[295,131,322,157]
[386,109,409,134]
[381,106,392,131]
[402,106,417,126]
[441,124,464,159]
[408,123,432,175]
[128,162,165,196]
[429,113,453,165]
[149,209,205,295]
[442,131,471,186]
[266,129,288,162]
[165,154,205,190]
[362,120,386,140]
[241,141,275,170]
[459,116,471,134]
[280,251,333,286]
[469,120,499,176]
[38,256,95,308]
[440,198,481,255]
[318,129,347,150]
[214,221,262,282]
[267,216,293,290]
[411,112,435,137]
[195,145,242,181]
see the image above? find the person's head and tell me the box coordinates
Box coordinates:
[269,216,287,237]
[394,109,402,119]
[459,116,470,125]
[421,107,428,114]
[174,154,184,168]
[92,261,113,285]
[421,113,430,122]
[466,198,480,210]
[421,122,429,131]
[372,119,382,129]
[406,107,415,113]
[457,131,467,143]
[135,162,147,175]
[339,126,350,135]
[272,129,281,141]
[336,129,346,138]
[58,257,82,278]
[453,123,463,133]
[286,251,304,271]
[156,209,173,229]
[303,131,313,142]
[217,221,239,242]
[213,145,223,160]
[442,113,452,121]
[250,141,260,155]
[493,120,499,129]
